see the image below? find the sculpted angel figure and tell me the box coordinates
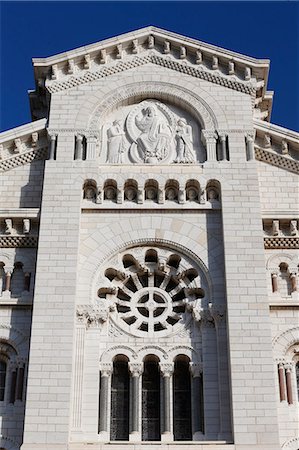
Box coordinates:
[107,120,126,163]
[135,106,172,163]
[175,118,195,163]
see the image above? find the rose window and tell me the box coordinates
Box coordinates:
[97,248,205,336]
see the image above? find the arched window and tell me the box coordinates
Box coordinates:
[142,357,161,441]
[0,360,7,401]
[110,357,129,441]
[173,356,192,440]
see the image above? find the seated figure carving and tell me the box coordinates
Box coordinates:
[134,106,172,164]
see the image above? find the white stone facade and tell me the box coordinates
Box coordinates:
[0,27,298,450]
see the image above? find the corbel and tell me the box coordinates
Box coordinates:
[245,66,251,80]
[116,44,122,59]
[132,39,138,54]
[84,54,91,69]
[148,35,154,49]
[13,138,24,153]
[212,55,218,70]
[228,60,235,75]
[68,59,75,74]
[164,41,170,54]
[99,49,106,64]
[31,132,38,147]
[51,64,58,80]
[180,46,186,59]
[195,49,202,64]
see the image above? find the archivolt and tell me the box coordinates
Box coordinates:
[272,326,299,358]
[87,81,219,131]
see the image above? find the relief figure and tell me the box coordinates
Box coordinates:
[135,106,172,163]
[107,120,126,163]
[175,118,195,163]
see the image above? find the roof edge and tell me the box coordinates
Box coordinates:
[32,26,270,67]
[0,118,47,144]
[254,118,299,141]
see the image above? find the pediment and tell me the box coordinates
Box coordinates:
[31,26,272,121]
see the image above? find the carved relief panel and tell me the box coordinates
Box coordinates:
[100,99,204,164]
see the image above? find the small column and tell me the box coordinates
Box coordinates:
[86,135,98,160]
[16,364,25,401]
[290,273,298,292]
[99,363,112,438]
[129,363,143,441]
[285,364,293,404]
[4,270,12,292]
[117,188,123,204]
[49,134,57,160]
[278,363,286,402]
[246,134,255,160]
[219,134,227,161]
[24,273,31,292]
[271,272,278,293]
[202,130,217,162]
[190,362,204,439]
[160,363,174,441]
[75,134,83,160]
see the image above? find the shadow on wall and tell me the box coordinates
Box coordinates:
[0,246,36,450]
[19,159,45,208]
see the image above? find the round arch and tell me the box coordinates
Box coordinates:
[272,326,299,360]
[282,437,299,450]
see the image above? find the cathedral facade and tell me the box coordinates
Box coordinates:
[0,27,298,450]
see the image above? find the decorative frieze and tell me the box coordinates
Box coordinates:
[0,147,48,173]
[264,237,299,250]
[0,236,38,248]
[255,147,299,174]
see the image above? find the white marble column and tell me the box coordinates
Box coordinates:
[201,130,217,162]
[71,325,85,432]
[160,363,174,442]
[99,363,113,439]
[190,362,204,440]
[129,362,143,441]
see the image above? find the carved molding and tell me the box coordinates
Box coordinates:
[0,147,48,173]
[255,147,299,174]
[76,302,110,328]
[264,237,299,250]
[47,54,255,98]
[0,236,38,248]
[89,81,217,131]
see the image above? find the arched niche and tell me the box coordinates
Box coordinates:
[86,82,220,165]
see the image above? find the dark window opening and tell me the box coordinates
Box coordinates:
[173,359,192,440]
[142,360,161,441]
[110,360,129,440]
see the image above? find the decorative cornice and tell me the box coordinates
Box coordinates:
[255,147,299,174]
[0,147,48,172]
[264,237,299,250]
[46,54,255,98]
[0,236,38,248]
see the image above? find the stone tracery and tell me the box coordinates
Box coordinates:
[96,247,206,337]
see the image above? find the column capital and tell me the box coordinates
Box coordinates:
[201,129,217,143]
[159,363,174,377]
[190,362,203,377]
[285,362,294,372]
[129,362,143,377]
[99,362,113,377]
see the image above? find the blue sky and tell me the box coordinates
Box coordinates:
[1,1,298,132]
